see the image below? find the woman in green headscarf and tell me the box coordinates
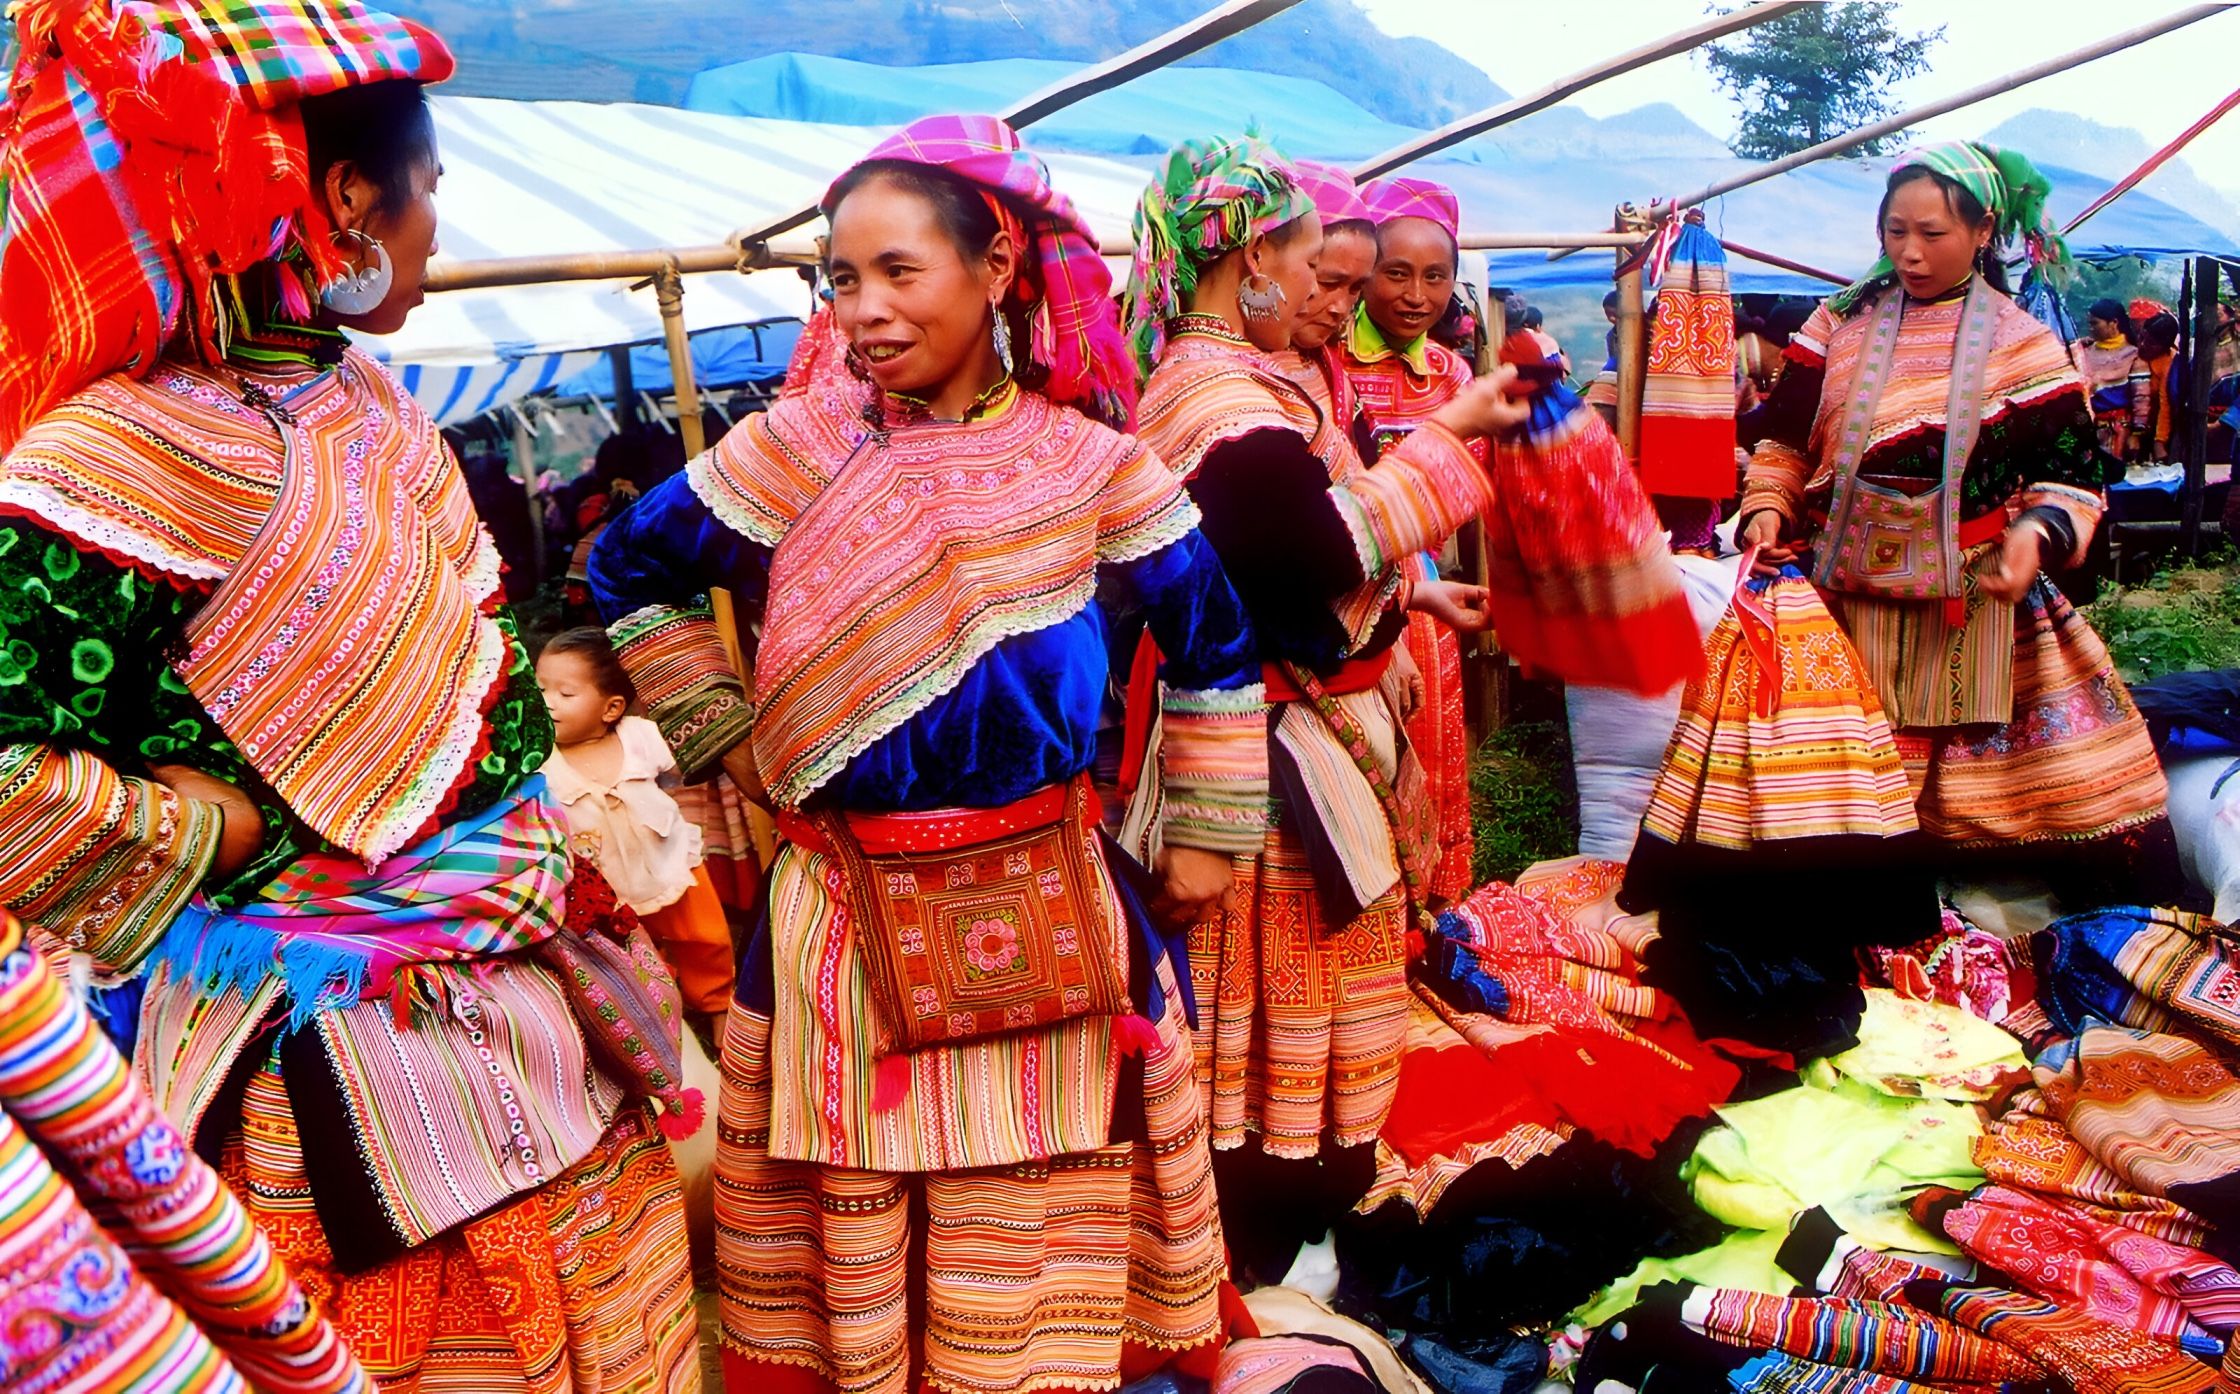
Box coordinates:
[1732,141,2170,892]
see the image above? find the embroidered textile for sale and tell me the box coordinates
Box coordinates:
[1481,374,1707,696]
[833,112,1136,430]
[0,354,511,866]
[1637,212,1739,501]
[1125,131,1314,377]
[1364,867,1739,1216]
[0,911,368,1394]
[0,0,452,452]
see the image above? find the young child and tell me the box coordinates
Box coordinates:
[536,627,735,1036]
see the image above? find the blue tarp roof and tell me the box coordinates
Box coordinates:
[687,54,2240,299]
[555,319,804,399]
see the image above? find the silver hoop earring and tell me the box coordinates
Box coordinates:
[991,306,1015,375]
[320,228,394,315]
[1238,273,1287,321]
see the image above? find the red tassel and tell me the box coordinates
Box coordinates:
[657,1087,705,1140]
[1405,928,1429,962]
[1111,1013,1160,1059]
[389,971,414,1030]
[871,1053,913,1114]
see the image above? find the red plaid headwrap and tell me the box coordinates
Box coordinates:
[0,0,453,450]
[1293,158,1372,228]
[1361,175,1461,241]
[828,113,1136,431]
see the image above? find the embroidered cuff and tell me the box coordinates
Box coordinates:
[2016,483,2103,566]
[1333,421,1490,580]
[0,745,223,975]
[1740,440,1809,528]
[608,603,753,778]
[1158,682,1269,855]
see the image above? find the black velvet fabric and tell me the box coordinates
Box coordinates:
[1332,1127,1721,1338]
[1621,831,1943,1060]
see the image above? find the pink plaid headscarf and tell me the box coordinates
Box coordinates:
[827,113,1135,431]
[1361,176,1461,241]
[1293,159,1372,228]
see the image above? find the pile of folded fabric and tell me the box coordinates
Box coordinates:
[1567,907,2240,1393]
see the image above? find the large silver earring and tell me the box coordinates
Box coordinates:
[321,228,393,315]
[991,306,1015,375]
[1238,273,1287,321]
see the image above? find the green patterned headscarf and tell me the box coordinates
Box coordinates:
[1124,133,1314,378]
[1829,140,2074,316]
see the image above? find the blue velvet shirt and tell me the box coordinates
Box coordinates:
[588,467,1257,814]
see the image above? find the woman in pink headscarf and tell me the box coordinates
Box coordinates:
[1342,175,1489,905]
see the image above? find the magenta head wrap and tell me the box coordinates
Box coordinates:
[1293,159,1372,229]
[1360,176,1461,241]
[824,113,1135,431]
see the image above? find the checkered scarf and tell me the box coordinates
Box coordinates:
[0,0,452,450]
[831,113,1136,431]
[1124,132,1313,378]
[1293,158,1372,228]
[1830,140,2073,317]
[1360,175,1461,240]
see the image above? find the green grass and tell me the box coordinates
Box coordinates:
[1468,719,1580,886]
[2083,558,2240,684]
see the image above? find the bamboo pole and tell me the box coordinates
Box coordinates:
[1716,238,1849,286]
[1351,1,1812,180]
[725,0,1306,256]
[426,231,1641,293]
[651,260,706,458]
[1613,204,1651,459]
[1467,292,1510,740]
[1650,4,2232,220]
[2186,253,2216,556]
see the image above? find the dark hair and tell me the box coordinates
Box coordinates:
[1765,300,1813,345]
[300,79,437,219]
[822,160,1047,395]
[539,626,636,707]
[2088,298,2131,336]
[2141,310,2182,352]
[1521,306,1544,329]
[1877,165,2008,295]
[1603,289,1620,312]
[1323,217,1376,244]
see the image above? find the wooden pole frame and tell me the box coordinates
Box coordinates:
[2185,253,2216,556]
[1613,204,1652,459]
[1350,1,1812,180]
[725,0,1307,256]
[1649,4,2233,220]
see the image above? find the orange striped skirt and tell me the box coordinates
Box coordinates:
[711,970,1226,1394]
[220,1068,701,1392]
[1187,824,1410,1159]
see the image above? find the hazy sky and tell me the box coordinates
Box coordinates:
[1355,1,2240,196]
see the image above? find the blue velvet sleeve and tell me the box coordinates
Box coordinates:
[585,471,773,633]
[1102,530,1259,693]
[831,532,1257,814]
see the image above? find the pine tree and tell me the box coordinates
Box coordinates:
[1703,3,1947,159]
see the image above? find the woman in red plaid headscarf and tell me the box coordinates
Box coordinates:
[590,113,1272,1394]
[0,2,705,1387]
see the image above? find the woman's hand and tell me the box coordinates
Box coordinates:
[1739,510,1793,576]
[1152,844,1235,928]
[1388,639,1427,720]
[1976,522,2048,605]
[1411,578,1493,635]
[148,764,264,880]
[1431,365,1531,440]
